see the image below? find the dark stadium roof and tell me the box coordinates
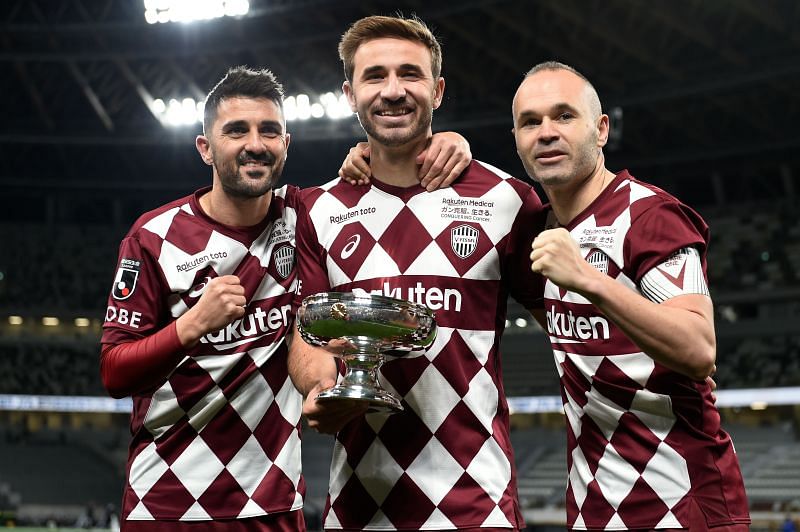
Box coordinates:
[2,0,799,222]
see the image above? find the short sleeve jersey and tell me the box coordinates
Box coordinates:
[101,185,304,522]
[541,171,750,530]
[294,161,544,530]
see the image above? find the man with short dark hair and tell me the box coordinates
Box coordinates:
[100,65,470,531]
[102,66,306,531]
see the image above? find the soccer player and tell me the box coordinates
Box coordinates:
[100,66,470,531]
[513,61,751,530]
[288,15,544,531]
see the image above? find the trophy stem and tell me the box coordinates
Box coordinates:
[315,353,403,413]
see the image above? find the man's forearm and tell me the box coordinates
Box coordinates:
[581,275,716,380]
[287,324,338,397]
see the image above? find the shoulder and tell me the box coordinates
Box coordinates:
[457,160,542,208]
[300,177,371,212]
[124,192,195,239]
[621,172,705,224]
[617,172,709,261]
[272,184,302,211]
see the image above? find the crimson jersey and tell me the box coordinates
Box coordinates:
[542,171,749,530]
[294,161,544,530]
[102,186,304,523]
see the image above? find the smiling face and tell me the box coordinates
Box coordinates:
[343,37,444,148]
[512,68,608,189]
[196,96,290,199]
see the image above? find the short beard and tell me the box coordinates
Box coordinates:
[215,152,284,199]
[358,105,433,147]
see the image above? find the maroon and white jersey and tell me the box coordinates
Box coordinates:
[542,171,749,530]
[294,161,544,530]
[102,186,304,522]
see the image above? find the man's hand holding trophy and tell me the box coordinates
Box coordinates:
[296,291,437,413]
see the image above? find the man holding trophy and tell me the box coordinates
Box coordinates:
[289,15,544,532]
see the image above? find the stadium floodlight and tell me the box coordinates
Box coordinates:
[296,94,312,120]
[74,318,91,327]
[152,91,352,127]
[143,0,249,25]
[151,97,204,127]
[42,317,60,326]
[8,316,23,325]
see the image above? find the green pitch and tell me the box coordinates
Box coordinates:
[304,319,416,339]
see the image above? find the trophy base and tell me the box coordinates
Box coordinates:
[316,385,403,413]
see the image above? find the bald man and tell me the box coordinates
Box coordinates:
[512,62,750,531]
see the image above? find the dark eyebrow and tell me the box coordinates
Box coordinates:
[361,65,386,78]
[221,119,282,133]
[259,120,283,133]
[361,63,425,78]
[221,119,249,132]
[398,63,424,73]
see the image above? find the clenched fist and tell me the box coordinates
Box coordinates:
[531,228,601,294]
[177,275,247,346]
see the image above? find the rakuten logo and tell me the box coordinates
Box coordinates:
[360,282,462,312]
[546,305,610,341]
[200,304,291,347]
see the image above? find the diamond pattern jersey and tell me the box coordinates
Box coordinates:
[540,171,750,531]
[294,161,545,530]
[102,185,304,522]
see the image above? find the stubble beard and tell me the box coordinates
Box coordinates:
[214,152,284,199]
[358,102,433,148]
[524,137,600,188]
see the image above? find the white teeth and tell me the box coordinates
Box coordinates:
[377,109,410,116]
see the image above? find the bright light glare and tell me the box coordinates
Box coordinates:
[144,0,249,24]
[74,318,91,327]
[8,316,23,325]
[310,103,325,119]
[153,97,202,127]
[296,94,311,120]
[151,98,166,114]
[42,317,60,326]
[514,318,528,328]
[151,91,351,128]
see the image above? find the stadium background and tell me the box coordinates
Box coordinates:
[1,0,799,530]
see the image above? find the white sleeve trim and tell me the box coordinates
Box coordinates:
[639,247,709,303]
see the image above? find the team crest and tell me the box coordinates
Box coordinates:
[451,224,479,259]
[112,258,140,300]
[586,248,609,275]
[273,245,294,279]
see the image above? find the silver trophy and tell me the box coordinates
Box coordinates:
[296,291,437,412]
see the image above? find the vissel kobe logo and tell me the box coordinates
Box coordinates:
[451,224,479,258]
[273,245,294,279]
[586,248,609,275]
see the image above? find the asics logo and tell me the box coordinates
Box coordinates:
[188,277,212,298]
[341,234,361,259]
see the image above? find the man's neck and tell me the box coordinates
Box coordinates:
[367,134,431,188]
[546,156,615,226]
[200,183,272,227]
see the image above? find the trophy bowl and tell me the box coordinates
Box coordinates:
[296,291,437,412]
